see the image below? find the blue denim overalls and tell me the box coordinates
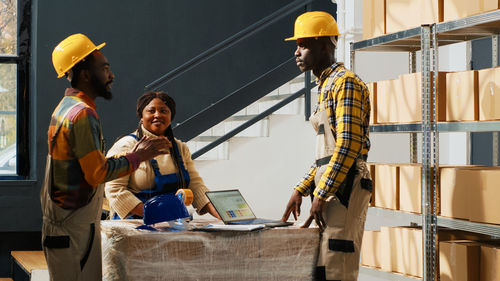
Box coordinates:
[112,134,190,219]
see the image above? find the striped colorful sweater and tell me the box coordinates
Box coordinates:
[47,88,140,209]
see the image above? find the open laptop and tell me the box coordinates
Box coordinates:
[205,190,293,228]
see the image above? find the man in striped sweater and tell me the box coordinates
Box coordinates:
[41,33,171,281]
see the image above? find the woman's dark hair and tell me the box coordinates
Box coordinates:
[136,91,176,120]
[135,91,186,188]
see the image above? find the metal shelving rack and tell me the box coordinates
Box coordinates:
[352,9,500,281]
[371,121,500,133]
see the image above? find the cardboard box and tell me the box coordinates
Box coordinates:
[439,166,500,223]
[439,167,479,220]
[379,226,396,272]
[367,82,377,124]
[381,226,487,278]
[386,0,443,34]
[362,0,385,39]
[361,230,381,268]
[374,164,399,210]
[398,73,421,123]
[469,169,500,225]
[439,240,480,281]
[480,244,500,281]
[478,66,500,121]
[398,164,442,214]
[446,70,479,121]
[399,164,422,213]
[377,72,446,123]
[444,0,500,22]
[400,72,447,122]
[377,79,402,123]
[394,227,422,277]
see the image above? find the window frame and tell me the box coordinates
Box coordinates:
[0,0,31,179]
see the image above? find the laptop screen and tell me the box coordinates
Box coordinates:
[205,190,257,222]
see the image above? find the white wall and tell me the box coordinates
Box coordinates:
[194,114,315,221]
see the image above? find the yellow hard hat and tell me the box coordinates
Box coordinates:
[52,33,106,78]
[285,11,340,41]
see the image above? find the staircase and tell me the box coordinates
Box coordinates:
[187,73,308,160]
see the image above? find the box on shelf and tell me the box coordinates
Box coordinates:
[397,73,421,123]
[469,168,500,225]
[376,79,402,123]
[480,244,500,281]
[374,164,399,210]
[386,0,443,34]
[399,164,440,214]
[446,70,479,121]
[395,227,422,277]
[439,167,478,220]
[362,0,385,39]
[399,164,422,214]
[478,66,500,121]
[439,240,480,281]
[400,72,447,122]
[367,82,377,125]
[361,230,381,268]
[381,226,487,278]
[444,0,500,22]
[379,226,396,273]
[376,72,446,123]
[440,166,500,224]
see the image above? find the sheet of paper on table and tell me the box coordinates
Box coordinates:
[193,223,266,232]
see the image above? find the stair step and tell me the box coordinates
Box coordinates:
[197,118,269,139]
[191,73,306,160]
[187,141,229,160]
[258,93,301,102]
[11,251,47,273]
[226,115,261,121]
[11,251,49,281]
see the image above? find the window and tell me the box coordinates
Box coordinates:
[0,0,30,178]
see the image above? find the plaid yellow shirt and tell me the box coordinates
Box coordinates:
[295,62,371,200]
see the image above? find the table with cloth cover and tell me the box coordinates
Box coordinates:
[101,219,320,281]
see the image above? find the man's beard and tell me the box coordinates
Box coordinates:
[90,73,113,100]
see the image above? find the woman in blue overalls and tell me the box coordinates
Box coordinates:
[104,92,221,220]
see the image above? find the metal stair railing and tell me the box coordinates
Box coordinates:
[192,79,314,159]
[173,56,301,141]
[144,0,313,91]
[143,0,318,157]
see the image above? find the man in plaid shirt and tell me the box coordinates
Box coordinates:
[281,12,373,281]
[41,34,171,281]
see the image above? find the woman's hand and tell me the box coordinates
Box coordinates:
[130,202,144,217]
[201,202,222,220]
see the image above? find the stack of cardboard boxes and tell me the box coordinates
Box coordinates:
[363,0,500,40]
[368,66,500,124]
[365,164,500,278]
[362,0,500,279]
[362,228,500,279]
[370,163,436,214]
[369,163,500,225]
